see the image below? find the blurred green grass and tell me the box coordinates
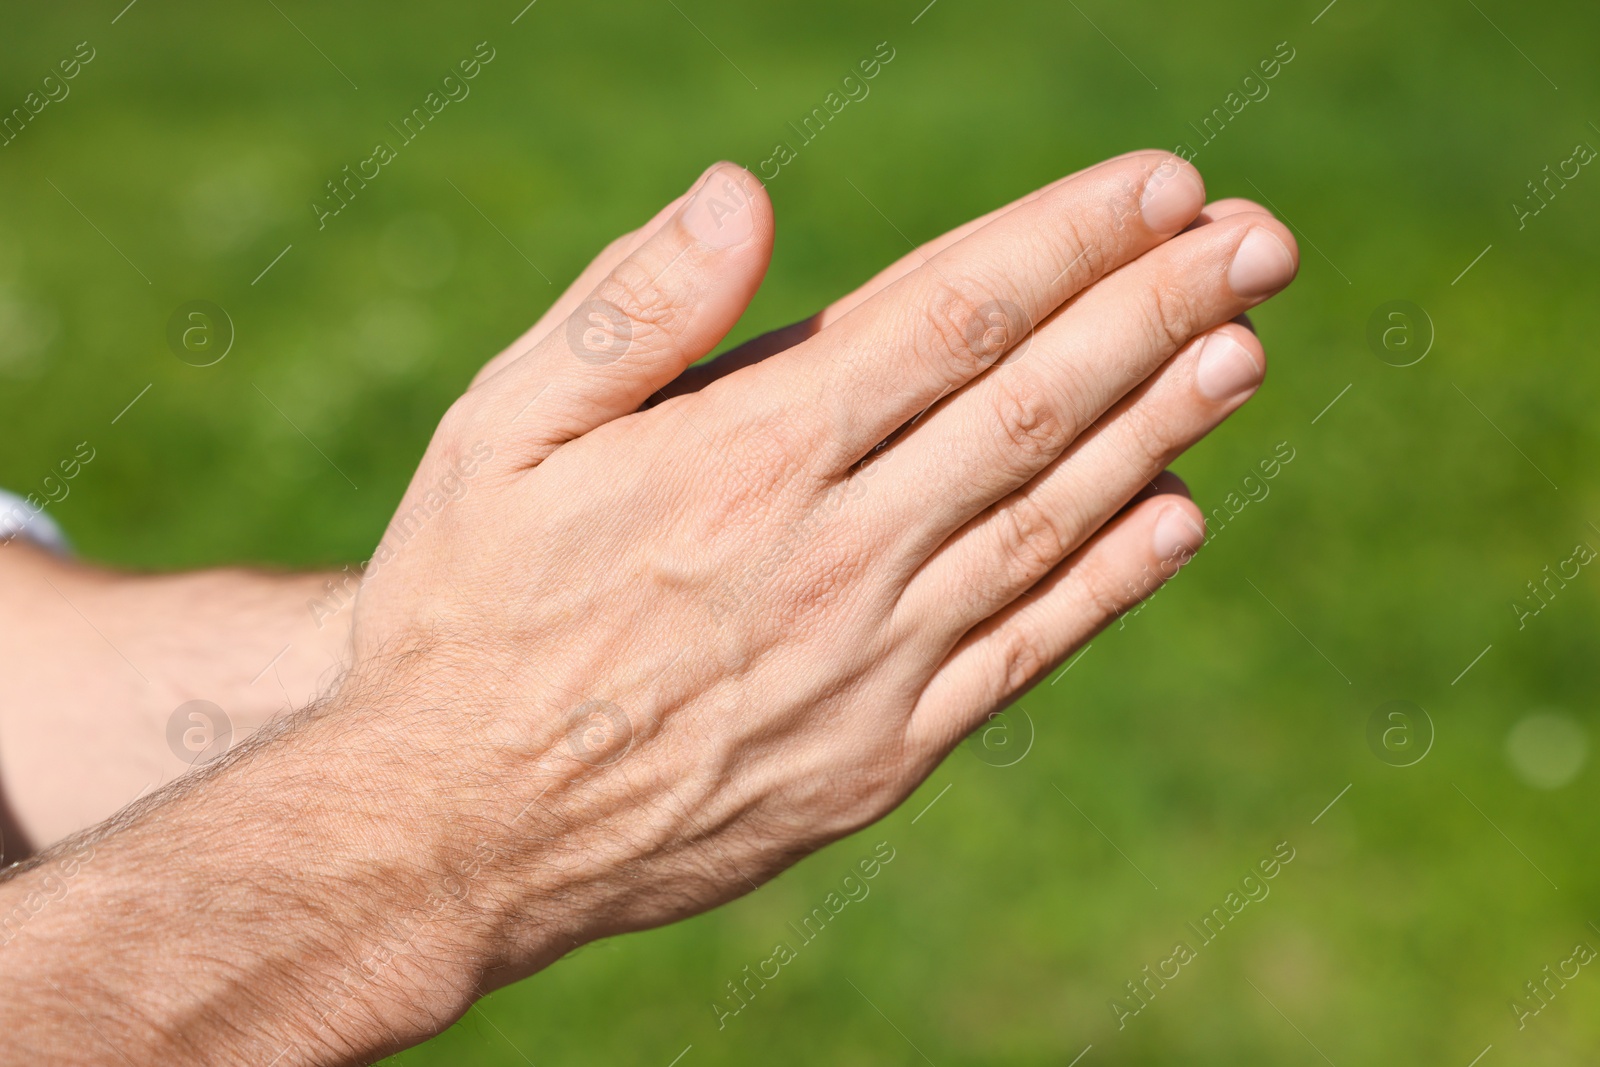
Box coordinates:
[4,0,1600,1063]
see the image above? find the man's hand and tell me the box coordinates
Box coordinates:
[0,153,1297,1065]
[351,149,1295,957]
[0,159,1274,863]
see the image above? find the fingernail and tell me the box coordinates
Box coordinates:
[1195,332,1263,402]
[1152,505,1205,564]
[1139,162,1206,233]
[681,165,757,249]
[1228,228,1296,297]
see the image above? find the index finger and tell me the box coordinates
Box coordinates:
[757,150,1207,467]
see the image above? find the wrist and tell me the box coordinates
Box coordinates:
[177,703,507,1063]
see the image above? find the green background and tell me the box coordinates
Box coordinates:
[3,0,1599,1062]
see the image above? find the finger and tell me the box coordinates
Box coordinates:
[830,193,1266,329]
[825,194,1260,331]
[660,193,1259,404]
[655,159,1147,404]
[482,162,1160,399]
[874,211,1295,560]
[897,322,1261,632]
[471,163,774,465]
[470,186,698,390]
[906,491,1207,754]
[812,151,1165,327]
[754,150,1208,466]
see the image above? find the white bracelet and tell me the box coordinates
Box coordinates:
[0,488,72,555]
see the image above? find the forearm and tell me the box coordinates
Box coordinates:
[0,699,509,1067]
[0,542,353,856]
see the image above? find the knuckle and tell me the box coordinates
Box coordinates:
[919,275,989,365]
[606,266,676,332]
[993,494,1073,584]
[992,621,1051,694]
[1115,400,1178,472]
[915,273,1018,371]
[1077,558,1139,622]
[1051,210,1099,283]
[984,374,1063,469]
[1141,281,1202,354]
[598,258,682,339]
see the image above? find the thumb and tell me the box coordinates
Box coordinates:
[472,162,774,466]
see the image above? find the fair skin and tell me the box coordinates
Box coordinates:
[0,161,1269,860]
[0,548,352,857]
[0,151,1296,1064]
